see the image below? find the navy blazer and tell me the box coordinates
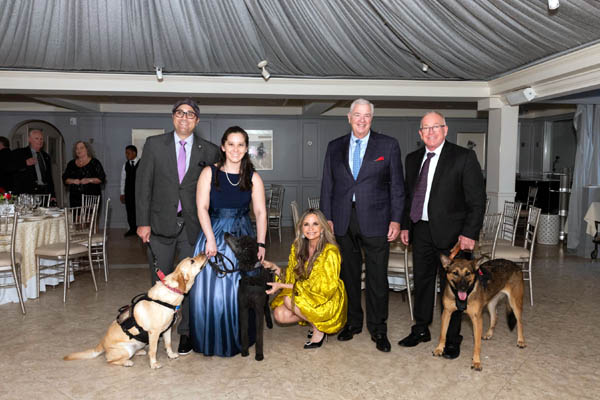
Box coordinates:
[320,131,405,237]
[401,141,486,249]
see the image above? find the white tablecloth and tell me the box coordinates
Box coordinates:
[584,202,600,237]
[0,215,71,305]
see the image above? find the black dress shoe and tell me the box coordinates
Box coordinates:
[304,333,327,349]
[178,335,193,355]
[371,333,391,352]
[397,331,431,347]
[124,230,136,237]
[337,325,362,341]
[442,342,461,359]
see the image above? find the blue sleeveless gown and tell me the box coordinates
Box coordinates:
[189,168,256,356]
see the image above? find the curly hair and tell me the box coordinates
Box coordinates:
[72,141,95,160]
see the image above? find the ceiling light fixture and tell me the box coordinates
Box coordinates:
[504,87,537,105]
[155,66,163,81]
[257,60,270,81]
[421,62,429,72]
[548,0,559,10]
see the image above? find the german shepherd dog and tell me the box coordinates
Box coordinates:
[433,255,526,371]
[223,233,273,361]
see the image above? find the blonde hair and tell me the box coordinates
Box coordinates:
[291,209,338,280]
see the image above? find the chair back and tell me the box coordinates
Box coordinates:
[485,197,490,214]
[500,201,522,245]
[33,194,51,207]
[308,196,320,209]
[81,194,101,207]
[479,212,502,244]
[526,186,538,207]
[269,185,285,213]
[290,200,300,229]
[66,205,96,245]
[102,198,110,241]
[524,206,541,251]
[0,212,18,267]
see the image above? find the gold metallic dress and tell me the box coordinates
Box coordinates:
[271,243,347,334]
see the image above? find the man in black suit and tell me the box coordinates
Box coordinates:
[136,98,220,355]
[398,111,486,359]
[11,129,55,198]
[0,136,12,192]
[320,98,405,352]
[120,145,139,237]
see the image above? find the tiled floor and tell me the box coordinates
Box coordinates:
[2,228,599,399]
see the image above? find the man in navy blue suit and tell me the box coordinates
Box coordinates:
[320,98,405,352]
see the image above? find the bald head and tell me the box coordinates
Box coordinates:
[28,129,44,152]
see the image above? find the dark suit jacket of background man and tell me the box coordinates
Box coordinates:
[10,146,55,196]
[320,131,405,237]
[401,141,485,249]
[136,131,220,247]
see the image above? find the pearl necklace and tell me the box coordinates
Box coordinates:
[224,170,240,186]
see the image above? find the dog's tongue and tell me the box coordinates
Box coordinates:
[458,291,467,301]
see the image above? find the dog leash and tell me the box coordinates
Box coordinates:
[208,252,239,277]
[146,241,183,295]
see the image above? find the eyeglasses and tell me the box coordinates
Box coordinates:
[420,124,446,132]
[351,113,372,120]
[174,109,198,119]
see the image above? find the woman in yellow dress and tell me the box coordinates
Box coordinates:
[264,209,347,349]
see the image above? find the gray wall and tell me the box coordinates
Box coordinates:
[1,110,488,228]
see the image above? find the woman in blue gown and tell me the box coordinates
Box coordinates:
[189,126,267,356]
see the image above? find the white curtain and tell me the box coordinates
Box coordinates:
[567,104,600,250]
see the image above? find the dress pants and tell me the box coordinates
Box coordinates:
[336,207,390,335]
[411,220,462,343]
[125,193,136,232]
[146,217,194,336]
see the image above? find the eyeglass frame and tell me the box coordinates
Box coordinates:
[419,124,446,133]
[173,109,198,120]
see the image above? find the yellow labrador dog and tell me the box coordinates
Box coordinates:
[64,254,207,368]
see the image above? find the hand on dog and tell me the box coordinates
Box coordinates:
[257,246,265,262]
[261,260,281,277]
[265,282,281,295]
[458,235,475,251]
[204,238,218,258]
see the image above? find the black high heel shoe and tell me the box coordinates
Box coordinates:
[307,329,313,339]
[304,333,327,349]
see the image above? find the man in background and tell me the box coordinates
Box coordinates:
[11,129,55,199]
[120,145,139,237]
[0,136,12,192]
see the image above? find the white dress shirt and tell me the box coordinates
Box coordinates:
[420,141,445,221]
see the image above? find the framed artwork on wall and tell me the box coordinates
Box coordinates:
[457,132,486,169]
[247,130,273,170]
[131,129,165,159]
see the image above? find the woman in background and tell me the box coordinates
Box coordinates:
[265,209,347,349]
[62,141,106,207]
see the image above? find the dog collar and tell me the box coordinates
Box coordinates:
[156,269,184,295]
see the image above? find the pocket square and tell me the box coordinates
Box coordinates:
[375,156,384,162]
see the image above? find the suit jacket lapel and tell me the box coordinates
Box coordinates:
[342,134,352,178]
[185,134,204,183]
[431,141,450,192]
[165,132,179,183]
[358,131,378,179]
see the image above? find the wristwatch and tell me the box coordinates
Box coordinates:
[257,242,266,248]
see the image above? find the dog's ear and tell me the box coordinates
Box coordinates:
[440,254,453,269]
[475,257,487,270]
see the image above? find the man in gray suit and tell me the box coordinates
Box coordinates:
[136,98,220,355]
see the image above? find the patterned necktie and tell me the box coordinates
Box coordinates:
[177,140,186,212]
[352,139,361,180]
[410,152,435,223]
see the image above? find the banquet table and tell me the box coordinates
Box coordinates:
[0,213,68,305]
[584,202,600,237]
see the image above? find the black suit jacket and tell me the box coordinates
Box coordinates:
[11,146,55,197]
[401,141,486,249]
[136,132,220,243]
[320,131,405,237]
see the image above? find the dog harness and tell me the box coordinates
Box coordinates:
[116,293,179,344]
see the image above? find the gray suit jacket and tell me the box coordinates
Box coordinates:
[135,132,220,244]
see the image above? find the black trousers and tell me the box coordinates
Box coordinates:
[411,220,462,343]
[336,207,390,335]
[125,193,136,232]
[146,217,194,335]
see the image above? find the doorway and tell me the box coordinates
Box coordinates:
[10,121,66,207]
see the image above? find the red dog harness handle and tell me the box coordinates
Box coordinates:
[156,269,183,295]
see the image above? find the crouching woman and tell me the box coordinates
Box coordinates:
[264,209,347,349]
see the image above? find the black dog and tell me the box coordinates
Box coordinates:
[224,233,273,361]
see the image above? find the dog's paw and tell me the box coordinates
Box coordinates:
[150,362,163,369]
[135,349,147,356]
[167,351,179,360]
[241,350,250,357]
[432,347,444,357]
[517,340,527,348]
[123,360,134,367]
[471,362,482,371]
[255,354,264,361]
[482,333,493,340]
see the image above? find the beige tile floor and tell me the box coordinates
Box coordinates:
[2,228,599,400]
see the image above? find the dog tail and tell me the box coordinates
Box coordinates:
[506,302,517,331]
[63,343,104,361]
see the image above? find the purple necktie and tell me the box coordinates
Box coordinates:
[410,152,435,223]
[177,140,186,212]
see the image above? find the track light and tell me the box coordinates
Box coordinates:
[421,62,429,72]
[504,87,537,105]
[548,0,559,10]
[257,60,270,81]
[155,66,163,81]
